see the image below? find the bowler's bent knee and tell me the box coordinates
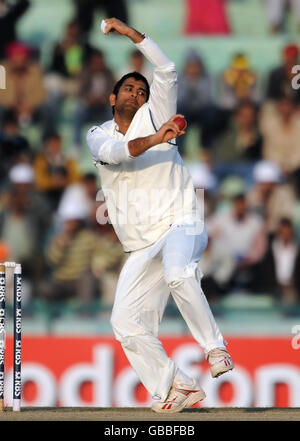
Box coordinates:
[164,262,202,289]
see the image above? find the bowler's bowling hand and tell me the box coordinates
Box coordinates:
[101,18,144,44]
[155,115,186,144]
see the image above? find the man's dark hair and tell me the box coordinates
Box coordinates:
[83,172,97,182]
[45,132,61,143]
[278,217,293,229]
[232,193,246,202]
[130,49,144,59]
[235,99,258,116]
[88,48,104,61]
[3,109,18,126]
[111,72,150,115]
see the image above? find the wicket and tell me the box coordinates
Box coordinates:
[0,262,22,412]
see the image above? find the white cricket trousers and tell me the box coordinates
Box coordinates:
[110,222,225,401]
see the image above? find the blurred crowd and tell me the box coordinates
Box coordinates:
[185,0,300,34]
[1,0,300,312]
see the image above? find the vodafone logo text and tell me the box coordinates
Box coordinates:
[2,337,300,408]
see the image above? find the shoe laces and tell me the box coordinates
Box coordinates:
[208,348,229,362]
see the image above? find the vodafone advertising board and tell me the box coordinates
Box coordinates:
[2,336,300,408]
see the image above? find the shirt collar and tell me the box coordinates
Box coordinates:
[113,120,123,135]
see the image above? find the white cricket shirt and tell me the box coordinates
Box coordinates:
[87,36,200,252]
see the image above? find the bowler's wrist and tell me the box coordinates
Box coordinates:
[149,133,160,147]
[127,27,145,44]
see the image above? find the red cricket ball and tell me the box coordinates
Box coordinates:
[173,116,187,131]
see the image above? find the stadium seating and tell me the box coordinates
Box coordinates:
[2,0,299,329]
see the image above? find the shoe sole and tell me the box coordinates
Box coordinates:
[211,361,234,378]
[152,390,206,414]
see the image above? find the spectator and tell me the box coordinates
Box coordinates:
[73,49,115,147]
[0,164,52,299]
[258,218,300,304]
[5,163,53,234]
[177,49,218,153]
[207,193,267,292]
[91,223,126,307]
[219,53,260,112]
[260,95,300,175]
[57,172,99,226]
[199,236,231,303]
[0,41,53,137]
[72,0,128,38]
[266,43,300,103]
[50,175,125,307]
[188,161,217,190]
[0,178,37,269]
[33,133,81,210]
[81,172,98,202]
[0,110,32,187]
[41,201,98,303]
[212,101,263,185]
[264,0,300,33]
[119,49,152,84]
[247,160,297,235]
[187,161,217,218]
[0,0,30,61]
[45,20,95,127]
[291,169,300,239]
[215,175,247,214]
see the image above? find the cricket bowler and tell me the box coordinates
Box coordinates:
[87,18,234,413]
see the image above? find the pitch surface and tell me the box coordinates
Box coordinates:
[0,407,299,421]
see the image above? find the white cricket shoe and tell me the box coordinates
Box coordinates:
[208,348,234,378]
[151,380,206,414]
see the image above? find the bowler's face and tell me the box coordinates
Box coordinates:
[110,77,148,117]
